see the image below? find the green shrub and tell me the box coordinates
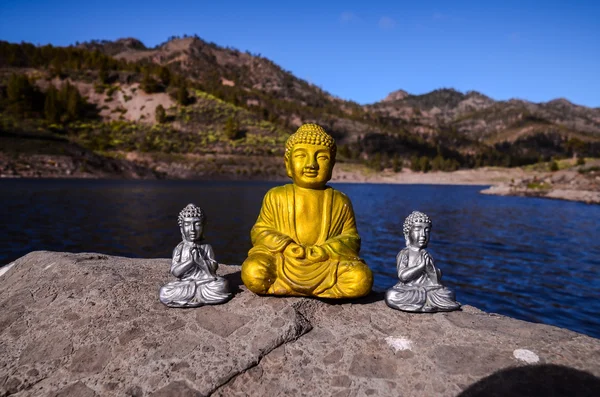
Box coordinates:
[140,73,161,94]
[392,154,402,172]
[418,156,431,173]
[106,85,118,97]
[155,105,167,124]
[224,116,241,140]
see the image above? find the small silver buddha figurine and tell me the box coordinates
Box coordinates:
[159,204,232,307]
[385,211,460,313]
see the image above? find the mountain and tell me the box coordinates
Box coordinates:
[78,38,147,56]
[381,89,409,102]
[102,36,345,110]
[1,36,599,178]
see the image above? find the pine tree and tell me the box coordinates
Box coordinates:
[6,73,40,115]
[98,67,109,84]
[410,155,420,171]
[44,86,61,123]
[66,85,82,121]
[176,82,191,106]
[392,153,402,172]
[431,155,444,171]
[155,104,167,124]
[140,70,160,93]
[418,156,431,173]
[224,115,240,139]
[159,67,171,87]
[370,152,383,172]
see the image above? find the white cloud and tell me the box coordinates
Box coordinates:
[340,11,358,24]
[378,16,396,30]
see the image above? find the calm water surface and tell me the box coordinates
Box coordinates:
[1,179,599,338]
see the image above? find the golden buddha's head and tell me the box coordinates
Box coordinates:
[284,124,336,189]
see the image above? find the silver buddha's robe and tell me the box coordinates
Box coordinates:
[159,241,231,307]
[385,248,460,312]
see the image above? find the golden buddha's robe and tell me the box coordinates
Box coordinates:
[242,184,373,298]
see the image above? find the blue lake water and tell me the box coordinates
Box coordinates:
[1,179,599,338]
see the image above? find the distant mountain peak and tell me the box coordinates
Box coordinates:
[546,97,573,106]
[465,90,487,98]
[77,37,147,55]
[114,37,146,49]
[382,89,409,102]
[432,87,460,93]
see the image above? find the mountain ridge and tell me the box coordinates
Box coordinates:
[1,36,599,177]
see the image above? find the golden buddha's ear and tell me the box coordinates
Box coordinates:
[285,158,293,178]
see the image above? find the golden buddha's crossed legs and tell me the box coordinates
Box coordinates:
[242,254,373,299]
[241,254,303,296]
[315,261,373,299]
[241,254,278,295]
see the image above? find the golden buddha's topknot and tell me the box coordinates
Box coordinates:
[285,124,336,160]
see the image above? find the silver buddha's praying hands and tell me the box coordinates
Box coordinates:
[385,211,460,313]
[159,204,232,307]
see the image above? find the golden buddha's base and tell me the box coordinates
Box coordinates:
[241,257,373,299]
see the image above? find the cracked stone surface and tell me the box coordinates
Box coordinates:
[2,251,600,397]
[0,252,311,396]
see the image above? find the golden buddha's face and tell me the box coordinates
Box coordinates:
[407,222,431,249]
[286,143,335,189]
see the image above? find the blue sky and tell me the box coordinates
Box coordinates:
[1,0,598,107]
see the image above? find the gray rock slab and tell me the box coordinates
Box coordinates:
[2,252,600,396]
[0,252,311,396]
[215,301,600,397]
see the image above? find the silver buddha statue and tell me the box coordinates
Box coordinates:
[159,204,232,307]
[385,211,460,313]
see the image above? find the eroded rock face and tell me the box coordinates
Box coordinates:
[1,251,600,397]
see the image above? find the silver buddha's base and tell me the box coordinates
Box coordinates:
[385,211,460,313]
[159,204,232,308]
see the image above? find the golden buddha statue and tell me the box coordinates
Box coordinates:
[241,123,373,298]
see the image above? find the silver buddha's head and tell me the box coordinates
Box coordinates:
[403,211,432,249]
[178,204,206,243]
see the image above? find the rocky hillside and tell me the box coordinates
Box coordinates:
[1,37,599,178]
[86,36,600,154]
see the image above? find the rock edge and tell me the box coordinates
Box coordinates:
[1,251,599,397]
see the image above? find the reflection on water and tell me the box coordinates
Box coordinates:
[1,179,599,338]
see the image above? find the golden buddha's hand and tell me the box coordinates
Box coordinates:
[306,246,328,262]
[284,243,306,259]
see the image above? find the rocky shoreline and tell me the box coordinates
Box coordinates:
[1,251,599,396]
[480,165,600,205]
[3,130,599,205]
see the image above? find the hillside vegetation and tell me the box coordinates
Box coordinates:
[1,37,599,179]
